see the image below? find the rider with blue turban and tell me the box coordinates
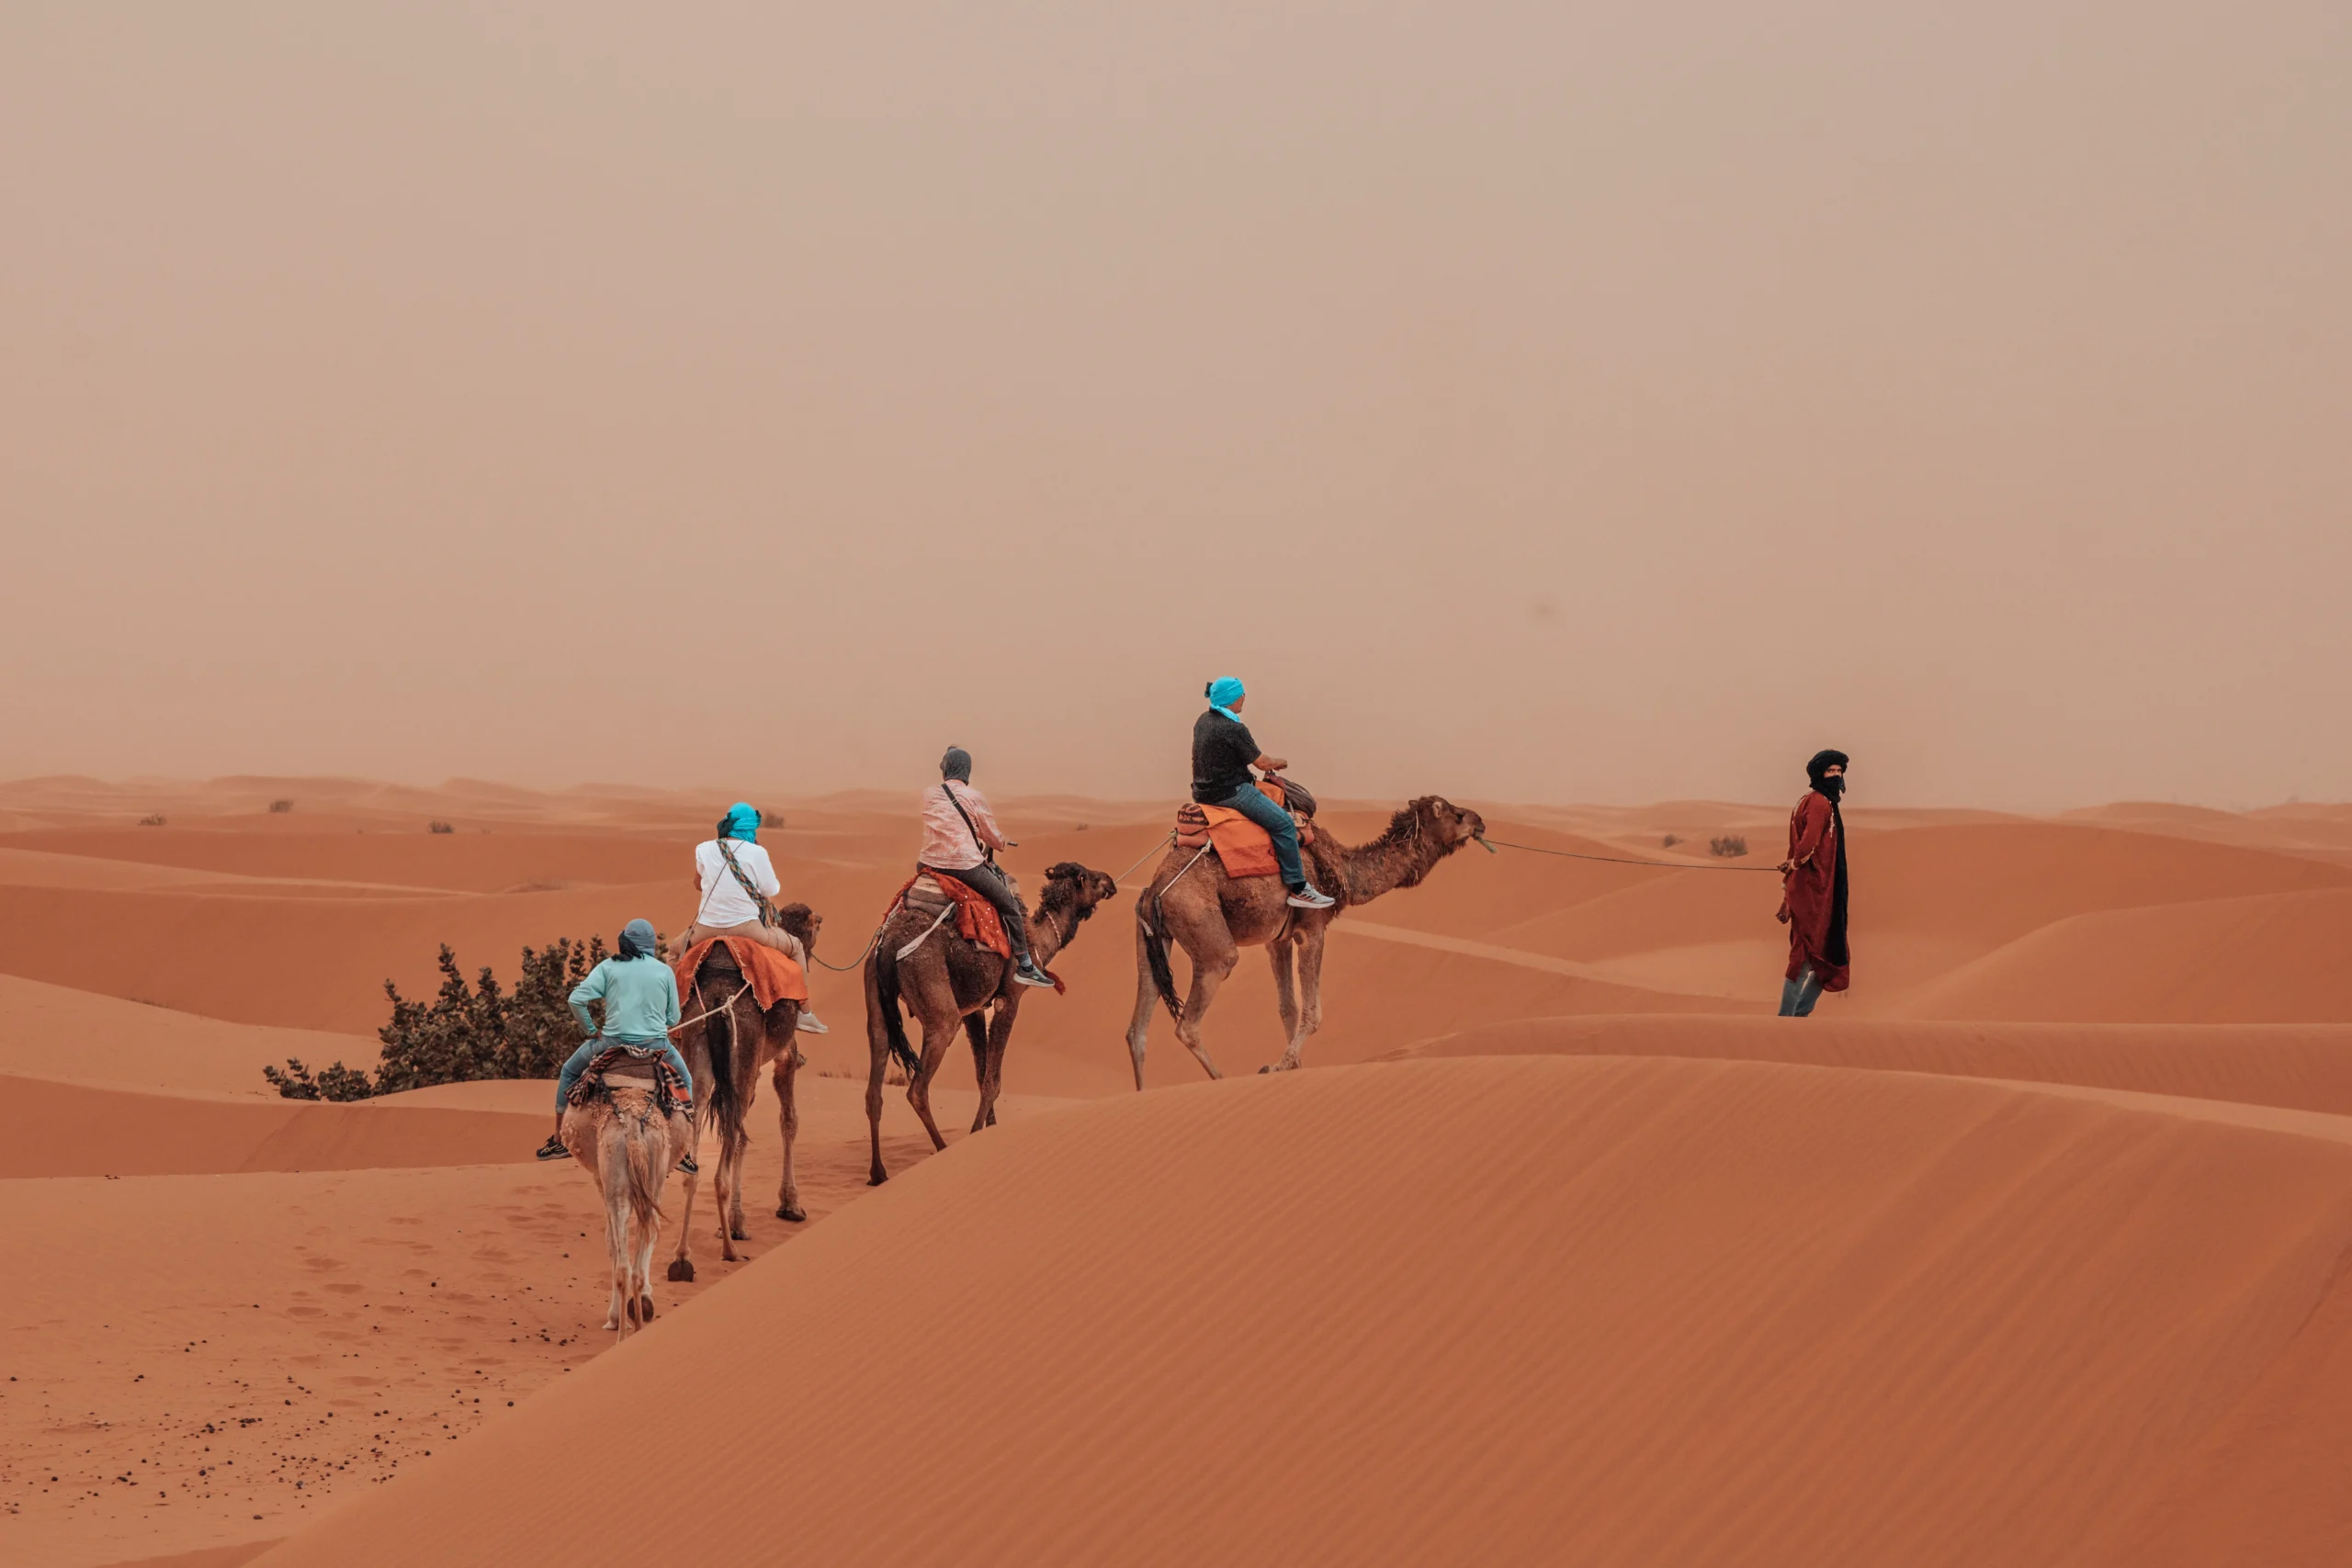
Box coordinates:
[1193,679,1335,909]
[673,802,830,1034]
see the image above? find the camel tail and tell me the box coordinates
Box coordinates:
[625,1111,665,1233]
[1142,892,1183,1024]
[873,949,922,1078]
[701,978,747,1165]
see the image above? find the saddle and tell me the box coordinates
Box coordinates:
[1175,776,1317,876]
[671,935,808,1010]
[898,869,1014,960]
[569,1043,693,1117]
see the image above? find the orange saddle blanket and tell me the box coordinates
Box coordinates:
[899,871,1012,960]
[671,936,809,1010]
[1173,780,1313,881]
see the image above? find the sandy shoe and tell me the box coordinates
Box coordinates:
[1285,884,1337,910]
[1012,959,1057,988]
[535,1134,569,1161]
[797,1010,831,1035]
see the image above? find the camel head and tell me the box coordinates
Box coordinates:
[775,902,823,955]
[1037,861,1120,928]
[1409,795,1487,855]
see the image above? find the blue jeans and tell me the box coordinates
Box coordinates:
[556,1037,693,1110]
[1217,785,1308,891]
[1778,967,1824,1018]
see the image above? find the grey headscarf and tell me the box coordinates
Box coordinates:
[618,919,659,960]
[941,747,973,783]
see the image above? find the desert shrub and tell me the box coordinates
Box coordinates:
[428,819,455,834]
[1661,833,1681,848]
[268,798,294,814]
[261,935,610,1100]
[761,809,786,829]
[1709,834,1748,858]
[262,1057,377,1101]
[138,814,166,827]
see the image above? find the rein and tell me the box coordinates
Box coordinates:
[673,977,752,1033]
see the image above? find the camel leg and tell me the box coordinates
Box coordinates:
[965,1010,993,1134]
[601,1131,631,1337]
[633,1197,660,1327]
[1174,942,1239,1081]
[1125,921,1160,1091]
[666,1106,707,1282]
[773,1044,806,1222]
[905,1015,955,1152]
[1269,931,1329,1073]
[1269,937,1299,1041]
[865,962,894,1185]
[976,1000,1016,1131]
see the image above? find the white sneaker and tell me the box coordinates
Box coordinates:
[797,1010,831,1035]
[1285,885,1337,910]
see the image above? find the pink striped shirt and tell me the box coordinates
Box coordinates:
[919,781,1007,871]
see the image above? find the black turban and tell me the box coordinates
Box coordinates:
[1805,750,1849,790]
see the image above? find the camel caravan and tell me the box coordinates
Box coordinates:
[548,677,1489,1325]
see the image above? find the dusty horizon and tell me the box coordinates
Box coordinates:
[6,2,2347,813]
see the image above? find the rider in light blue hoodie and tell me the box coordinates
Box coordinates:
[536,919,697,1170]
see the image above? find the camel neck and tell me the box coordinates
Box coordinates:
[1338,830,1439,905]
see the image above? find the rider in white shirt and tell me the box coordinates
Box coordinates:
[674,802,830,1035]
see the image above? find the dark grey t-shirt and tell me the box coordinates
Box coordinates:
[1192,710,1261,804]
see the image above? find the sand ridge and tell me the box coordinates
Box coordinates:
[234,1056,2352,1568]
[12,779,2352,1565]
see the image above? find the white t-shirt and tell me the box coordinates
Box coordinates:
[695,839,781,928]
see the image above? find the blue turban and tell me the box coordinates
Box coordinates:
[718,802,760,843]
[617,919,658,960]
[1205,677,1245,722]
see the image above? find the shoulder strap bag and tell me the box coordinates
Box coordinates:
[713,838,780,928]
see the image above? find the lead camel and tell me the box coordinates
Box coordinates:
[1126,794,1487,1085]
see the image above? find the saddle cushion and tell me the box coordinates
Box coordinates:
[567,1043,694,1116]
[1179,779,1314,880]
[670,936,809,1010]
[898,871,1012,961]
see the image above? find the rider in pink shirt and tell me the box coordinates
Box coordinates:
[919,748,1055,989]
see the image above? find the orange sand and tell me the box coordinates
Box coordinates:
[6,778,2352,1566]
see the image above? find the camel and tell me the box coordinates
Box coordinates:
[863,861,1118,1183]
[560,1067,687,1341]
[1126,791,1487,1085]
[665,903,820,1282]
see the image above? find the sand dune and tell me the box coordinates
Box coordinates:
[0,975,381,1097]
[237,1056,2352,1568]
[0,1077,550,1179]
[1,1074,1028,1568]
[1894,886,2352,1022]
[17,778,2352,1566]
[1391,1013,2352,1114]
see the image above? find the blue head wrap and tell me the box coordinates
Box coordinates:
[718,802,761,843]
[617,919,658,960]
[1205,677,1245,722]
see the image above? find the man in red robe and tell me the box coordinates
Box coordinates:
[1775,750,1849,1015]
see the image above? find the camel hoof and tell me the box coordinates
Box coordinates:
[776,1204,807,1223]
[639,1294,656,1321]
[730,1227,750,1242]
[666,1259,695,1283]
[868,1170,888,1187]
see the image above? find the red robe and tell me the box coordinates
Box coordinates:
[1780,790,1850,991]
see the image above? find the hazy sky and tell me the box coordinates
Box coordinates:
[4,2,2346,810]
